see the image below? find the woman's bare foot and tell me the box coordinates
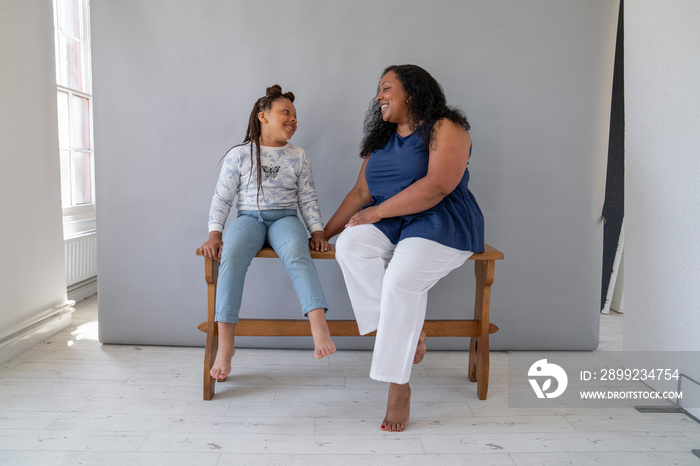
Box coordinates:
[381,383,411,432]
[307,308,336,359]
[413,330,426,364]
[210,322,235,381]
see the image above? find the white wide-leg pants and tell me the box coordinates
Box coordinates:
[335,224,472,384]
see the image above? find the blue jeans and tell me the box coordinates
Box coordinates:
[215,209,328,324]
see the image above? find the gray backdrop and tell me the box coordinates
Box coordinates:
[93,0,618,350]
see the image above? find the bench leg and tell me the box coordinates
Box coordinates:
[468,259,495,400]
[468,338,478,382]
[203,323,218,400]
[203,257,219,401]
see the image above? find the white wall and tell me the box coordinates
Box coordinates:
[0,0,72,362]
[625,1,700,417]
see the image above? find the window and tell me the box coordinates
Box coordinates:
[53,0,95,236]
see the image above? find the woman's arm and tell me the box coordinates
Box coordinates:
[346,119,470,227]
[324,157,372,240]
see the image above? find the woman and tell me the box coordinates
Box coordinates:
[324,65,484,432]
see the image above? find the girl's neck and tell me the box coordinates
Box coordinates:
[259,135,288,147]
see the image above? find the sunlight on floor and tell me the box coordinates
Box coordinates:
[66,319,99,347]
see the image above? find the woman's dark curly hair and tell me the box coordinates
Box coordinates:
[359,64,470,158]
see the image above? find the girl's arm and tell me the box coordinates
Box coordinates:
[296,150,329,251]
[201,151,240,259]
[296,150,324,234]
[346,119,470,227]
[201,231,223,259]
[324,157,372,240]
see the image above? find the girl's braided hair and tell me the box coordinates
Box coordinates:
[230,85,295,205]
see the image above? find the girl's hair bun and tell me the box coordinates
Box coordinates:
[265,84,295,103]
[266,84,283,98]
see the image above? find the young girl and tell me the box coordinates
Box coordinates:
[200,85,336,381]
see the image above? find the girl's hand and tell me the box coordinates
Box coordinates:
[309,230,330,252]
[345,206,383,228]
[201,232,223,259]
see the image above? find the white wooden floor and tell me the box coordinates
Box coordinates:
[1,296,699,465]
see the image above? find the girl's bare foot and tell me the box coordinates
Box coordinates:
[381,382,411,432]
[210,322,235,381]
[413,330,426,364]
[307,308,336,359]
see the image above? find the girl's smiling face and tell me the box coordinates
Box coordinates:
[259,98,297,146]
[376,71,410,127]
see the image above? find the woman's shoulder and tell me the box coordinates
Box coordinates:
[430,118,471,146]
[432,117,468,133]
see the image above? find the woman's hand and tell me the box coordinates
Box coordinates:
[309,230,330,252]
[345,205,383,228]
[201,231,223,259]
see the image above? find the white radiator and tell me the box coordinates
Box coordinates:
[64,232,98,286]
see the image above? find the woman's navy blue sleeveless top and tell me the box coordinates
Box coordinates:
[364,127,485,252]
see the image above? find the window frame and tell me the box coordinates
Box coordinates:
[53,0,96,237]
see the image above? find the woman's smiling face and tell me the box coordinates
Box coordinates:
[375,71,410,126]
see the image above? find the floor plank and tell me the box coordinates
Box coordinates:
[0,298,697,465]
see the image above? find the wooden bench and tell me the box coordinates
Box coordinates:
[196,243,503,401]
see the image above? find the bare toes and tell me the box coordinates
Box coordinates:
[210,367,228,381]
[413,331,427,364]
[380,420,404,432]
[315,346,335,359]
[382,383,411,432]
[413,343,426,364]
[314,340,336,359]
